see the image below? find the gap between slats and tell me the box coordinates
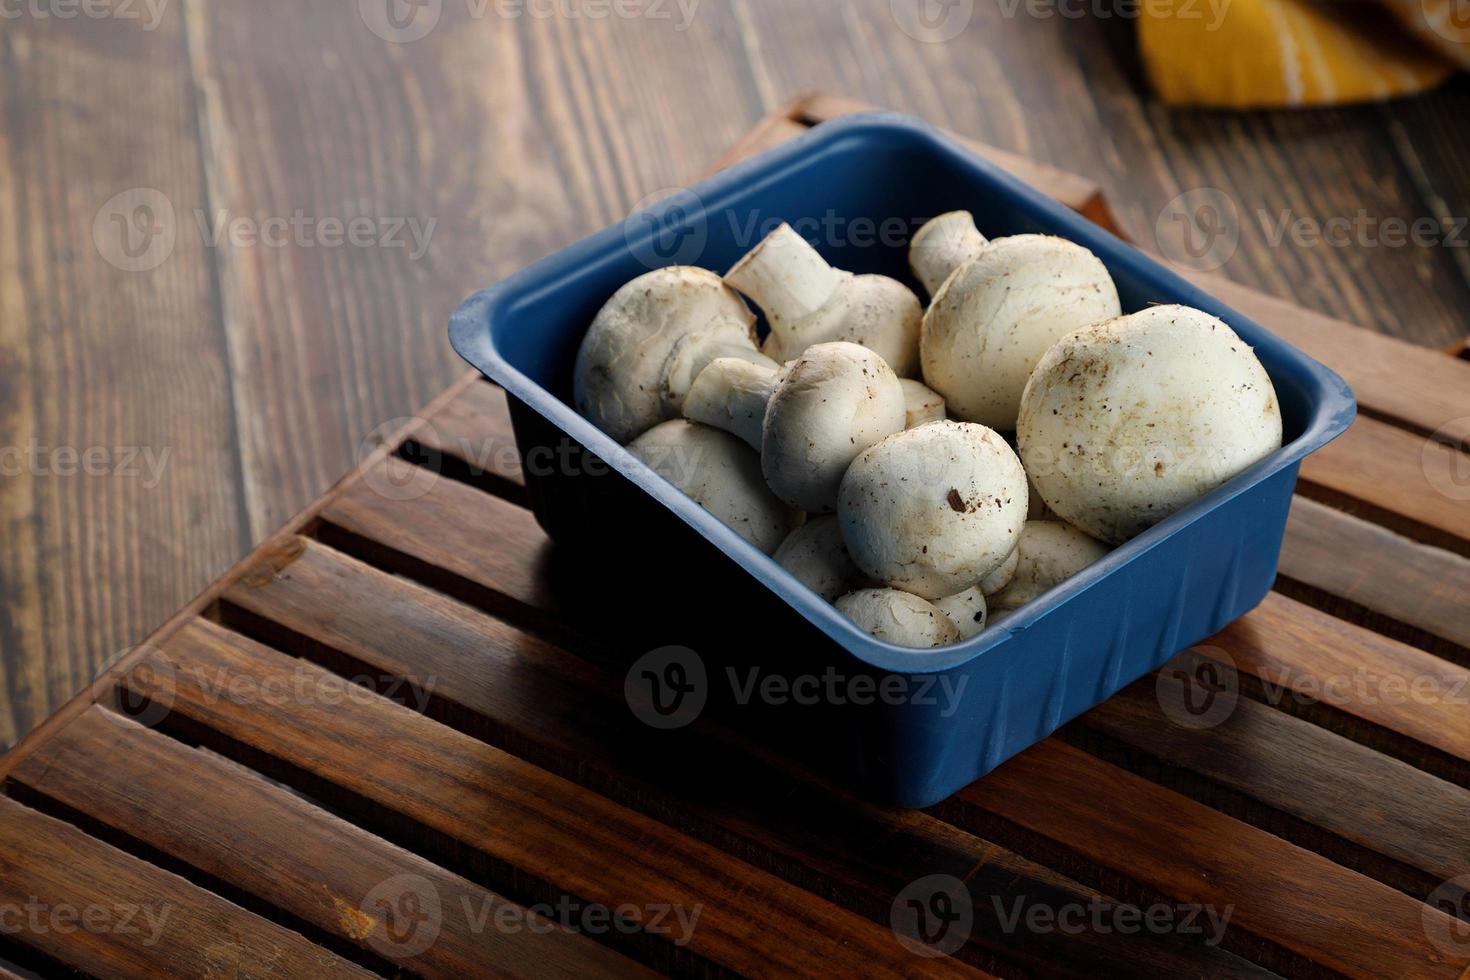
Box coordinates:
[289,431,1470,940]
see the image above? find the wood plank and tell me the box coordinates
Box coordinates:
[1280,496,1470,658]
[1079,663,1470,903]
[326,445,1470,788]
[946,741,1469,979]
[0,1,245,750]
[121,618,983,978]
[1210,591,1470,786]
[0,794,372,979]
[1297,415,1470,555]
[185,0,766,538]
[409,380,525,493]
[318,466,562,632]
[218,534,1277,978]
[10,705,654,980]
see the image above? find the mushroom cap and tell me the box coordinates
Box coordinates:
[1017,305,1283,544]
[574,266,759,444]
[838,420,1028,600]
[921,235,1121,429]
[763,273,924,377]
[933,585,988,640]
[899,378,946,429]
[836,588,961,648]
[988,521,1110,614]
[626,419,794,554]
[762,342,906,513]
[773,515,864,601]
[977,545,1020,596]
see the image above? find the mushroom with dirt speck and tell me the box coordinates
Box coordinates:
[933,585,988,639]
[836,588,961,648]
[838,420,1027,600]
[1017,305,1283,544]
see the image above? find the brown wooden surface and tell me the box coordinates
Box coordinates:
[7,0,1470,754]
[1,85,1470,978]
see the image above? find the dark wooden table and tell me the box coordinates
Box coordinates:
[0,94,1467,979]
[3,0,1470,751]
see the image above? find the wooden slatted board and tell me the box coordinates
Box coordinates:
[2,94,1469,979]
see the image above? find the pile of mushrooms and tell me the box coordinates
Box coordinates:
[574,214,1282,647]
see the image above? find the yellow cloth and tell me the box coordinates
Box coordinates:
[1140,0,1470,107]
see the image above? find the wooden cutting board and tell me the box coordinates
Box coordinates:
[0,94,1468,980]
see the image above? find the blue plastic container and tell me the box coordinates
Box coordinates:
[450,114,1356,807]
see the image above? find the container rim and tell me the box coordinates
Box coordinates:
[450,112,1357,675]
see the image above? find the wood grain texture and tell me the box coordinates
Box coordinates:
[949,740,1469,979]
[215,534,1275,978]
[123,618,983,978]
[10,706,655,980]
[1297,414,1470,555]
[7,0,1470,757]
[0,794,374,979]
[1081,666,1470,902]
[1279,496,1470,658]
[1210,591,1470,785]
[0,4,245,750]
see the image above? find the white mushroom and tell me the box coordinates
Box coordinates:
[933,585,987,640]
[838,421,1028,600]
[909,210,989,298]
[915,220,1121,430]
[977,545,1020,596]
[1017,305,1283,544]
[773,515,865,601]
[988,521,1110,616]
[899,378,946,429]
[574,266,774,444]
[836,588,961,648]
[724,223,923,376]
[626,419,794,554]
[683,341,906,512]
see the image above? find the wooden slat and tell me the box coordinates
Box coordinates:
[0,794,372,979]
[121,618,982,978]
[1298,415,1470,556]
[408,381,525,492]
[218,534,1276,978]
[327,440,1470,790]
[282,447,1470,974]
[1210,591,1470,784]
[947,741,1468,979]
[320,467,562,631]
[1081,664,1470,901]
[1280,496,1470,656]
[10,706,652,980]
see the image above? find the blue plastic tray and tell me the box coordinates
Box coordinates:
[450,113,1356,807]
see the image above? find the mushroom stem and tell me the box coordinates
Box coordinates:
[724,223,844,328]
[682,357,781,450]
[664,335,777,413]
[910,211,988,297]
